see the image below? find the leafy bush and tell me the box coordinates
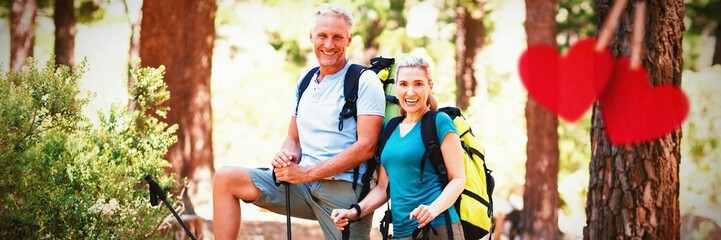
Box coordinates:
[0,59,178,239]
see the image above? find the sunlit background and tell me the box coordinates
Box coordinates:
[1,0,719,238]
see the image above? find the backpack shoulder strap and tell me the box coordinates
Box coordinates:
[378,116,404,161]
[343,64,369,191]
[377,116,402,240]
[419,110,449,184]
[429,108,462,184]
[338,64,366,131]
[295,67,320,115]
[420,110,455,239]
[358,116,402,201]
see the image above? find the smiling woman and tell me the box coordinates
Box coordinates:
[331,55,467,239]
[394,56,438,118]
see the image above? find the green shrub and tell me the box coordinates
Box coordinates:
[0,59,178,239]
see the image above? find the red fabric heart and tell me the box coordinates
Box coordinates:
[600,58,689,145]
[519,38,613,122]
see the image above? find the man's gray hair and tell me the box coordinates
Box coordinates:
[311,3,353,32]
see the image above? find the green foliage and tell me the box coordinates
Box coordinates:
[0,0,107,23]
[0,59,178,239]
[557,114,591,217]
[0,1,9,18]
[557,0,595,51]
[685,0,720,36]
[683,0,720,70]
[351,0,407,48]
[77,0,109,24]
[268,31,308,67]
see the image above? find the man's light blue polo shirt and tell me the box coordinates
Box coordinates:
[292,61,386,182]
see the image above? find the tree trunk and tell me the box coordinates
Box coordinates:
[713,22,720,65]
[521,0,560,239]
[454,2,484,110]
[123,0,142,111]
[358,16,382,67]
[54,0,75,67]
[360,44,379,68]
[10,0,37,71]
[139,0,216,223]
[585,0,683,239]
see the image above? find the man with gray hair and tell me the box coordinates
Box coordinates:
[213,3,385,240]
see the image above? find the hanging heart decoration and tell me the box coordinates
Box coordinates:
[518,38,613,122]
[599,58,689,144]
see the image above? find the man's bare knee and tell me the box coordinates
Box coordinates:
[213,166,260,201]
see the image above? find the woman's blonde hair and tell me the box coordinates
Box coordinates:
[394,56,438,116]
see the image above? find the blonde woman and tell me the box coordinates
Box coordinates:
[332,56,466,239]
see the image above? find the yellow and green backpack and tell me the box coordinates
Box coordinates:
[377,106,494,240]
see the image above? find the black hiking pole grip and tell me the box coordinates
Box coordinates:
[144,175,197,240]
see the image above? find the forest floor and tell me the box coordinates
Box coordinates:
[167,203,384,240]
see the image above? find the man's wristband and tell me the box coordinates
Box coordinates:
[349,204,362,222]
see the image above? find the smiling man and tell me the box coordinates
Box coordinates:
[212,3,385,240]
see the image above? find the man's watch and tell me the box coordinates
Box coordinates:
[349,204,362,222]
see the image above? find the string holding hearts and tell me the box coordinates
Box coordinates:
[517,0,689,145]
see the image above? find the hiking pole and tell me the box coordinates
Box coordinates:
[144,175,197,240]
[284,182,292,240]
[273,169,292,240]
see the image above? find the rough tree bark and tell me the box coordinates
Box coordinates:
[585,0,684,239]
[520,0,560,239]
[54,0,75,67]
[10,0,37,71]
[139,0,216,225]
[454,2,484,110]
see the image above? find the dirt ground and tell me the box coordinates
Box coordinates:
[165,202,385,240]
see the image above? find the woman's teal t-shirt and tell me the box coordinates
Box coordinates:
[380,112,460,238]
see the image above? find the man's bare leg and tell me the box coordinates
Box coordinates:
[212,167,261,240]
